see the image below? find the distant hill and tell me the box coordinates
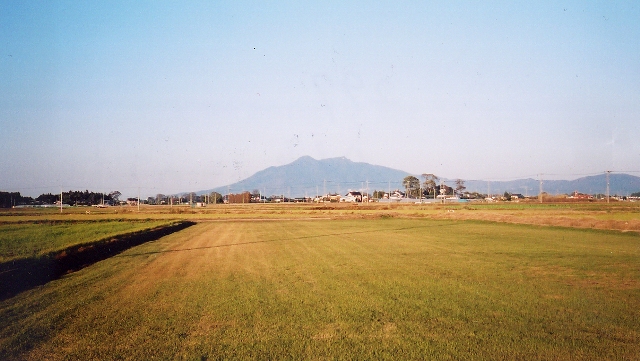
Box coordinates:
[198,156,409,197]
[196,156,640,198]
[463,173,640,197]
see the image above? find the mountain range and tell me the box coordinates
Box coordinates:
[197,156,640,197]
[462,174,640,197]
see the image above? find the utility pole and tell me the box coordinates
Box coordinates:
[487,181,490,200]
[323,179,326,202]
[138,187,140,212]
[366,180,369,203]
[405,181,408,200]
[539,174,543,203]
[60,189,63,213]
[606,170,611,203]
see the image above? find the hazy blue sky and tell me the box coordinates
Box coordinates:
[2,1,639,197]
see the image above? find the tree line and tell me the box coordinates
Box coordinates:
[363,175,474,201]
[399,174,467,198]
[0,190,120,208]
[145,192,225,205]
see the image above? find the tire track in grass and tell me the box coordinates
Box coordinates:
[118,220,454,257]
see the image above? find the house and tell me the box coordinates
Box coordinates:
[340,191,363,203]
[570,191,593,200]
[385,190,404,199]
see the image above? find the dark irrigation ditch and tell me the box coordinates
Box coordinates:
[0,221,195,300]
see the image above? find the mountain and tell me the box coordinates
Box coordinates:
[197,156,640,198]
[463,173,640,196]
[198,156,409,197]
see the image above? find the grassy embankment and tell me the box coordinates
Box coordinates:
[1,218,638,360]
[0,219,175,263]
[0,218,192,299]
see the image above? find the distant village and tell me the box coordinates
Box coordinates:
[2,174,639,208]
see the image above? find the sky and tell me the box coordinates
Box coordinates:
[2,1,639,198]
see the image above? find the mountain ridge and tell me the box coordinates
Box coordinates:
[196,157,640,197]
[198,156,409,197]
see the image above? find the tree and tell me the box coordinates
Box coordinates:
[455,179,466,197]
[209,192,223,204]
[0,192,33,208]
[109,191,122,204]
[186,192,197,204]
[36,193,59,204]
[403,176,420,198]
[422,174,439,198]
[54,190,108,206]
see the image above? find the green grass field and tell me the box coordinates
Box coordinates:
[1,217,638,360]
[0,219,175,263]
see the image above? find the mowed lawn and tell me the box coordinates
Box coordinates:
[1,219,638,360]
